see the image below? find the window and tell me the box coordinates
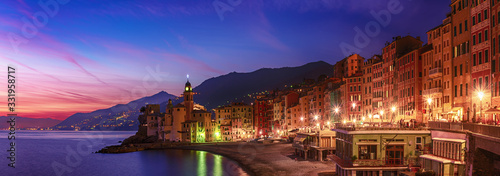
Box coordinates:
[479,77,483,89]
[416,137,423,150]
[466,83,468,96]
[486,76,489,88]
[454,66,457,77]
[460,84,463,96]
[486,50,489,63]
[479,32,482,43]
[473,35,476,45]
[473,16,476,25]
[479,52,483,64]
[494,38,497,55]
[486,30,489,41]
[493,60,496,73]
[460,64,463,75]
[485,10,488,19]
[473,54,477,66]
[478,13,482,23]
[494,16,496,27]
[386,145,404,165]
[454,26,457,36]
[459,23,462,34]
[359,145,377,160]
[455,85,458,97]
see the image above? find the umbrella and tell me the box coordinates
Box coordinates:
[484,108,500,114]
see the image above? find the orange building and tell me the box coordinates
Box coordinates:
[425,15,454,122]
[396,47,424,123]
[450,0,472,121]
[382,36,422,122]
[361,55,382,119]
[471,0,492,122]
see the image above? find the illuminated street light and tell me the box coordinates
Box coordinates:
[300,117,304,121]
[391,106,396,112]
[335,108,339,113]
[427,98,433,121]
[478,91,484,101]
[478,91,485,122]
[362,116,365,121]
[314,115,318,120]
[352,103,356,109]
[343,120,346,124]
[327,121,330,125]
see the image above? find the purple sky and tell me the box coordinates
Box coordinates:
[0,0,450,120]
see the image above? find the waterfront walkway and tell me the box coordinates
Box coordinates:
[180,143,335,176]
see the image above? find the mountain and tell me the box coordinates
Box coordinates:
[193,61,333,110]
[53,91,177,131]
[52,61,333,131]
[0,116,61,129]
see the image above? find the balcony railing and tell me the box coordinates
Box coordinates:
[353,159,408,167]
[423,87,442,96]
[429,121,500,138]
[429,67,443,78]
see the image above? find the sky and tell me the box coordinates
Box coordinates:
[0,0,450,120]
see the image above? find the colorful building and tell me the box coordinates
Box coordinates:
[332,126,431,176]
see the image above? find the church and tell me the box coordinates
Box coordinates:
[139,78,220,143]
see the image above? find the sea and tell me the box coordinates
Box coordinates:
[0,130,248,176]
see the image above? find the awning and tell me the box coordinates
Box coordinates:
[484,108,500,114]
[447,107,463,114]
[294,136,306,143]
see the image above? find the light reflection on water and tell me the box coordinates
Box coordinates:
[0,130,248,176]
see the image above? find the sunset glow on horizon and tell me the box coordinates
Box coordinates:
[0,0,448,120]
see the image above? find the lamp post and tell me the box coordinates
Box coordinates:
[391,106,396,124]
[335,108,339,123]
[478,91,484,123]
[427,98,432,122]
[300,117,304,128]
[352,103,356,122]
[380,110,384,127]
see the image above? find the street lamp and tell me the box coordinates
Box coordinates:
[352,103,356,121]
[391,106,396,124]
[380,110,384,126]
[478,91,484,123]
[334,107,339,123]
[427,98,432,121]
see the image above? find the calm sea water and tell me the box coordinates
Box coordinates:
[0,130,248,176]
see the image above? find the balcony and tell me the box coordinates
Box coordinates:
[429,122,500,138]
[428,67,442,78]
[423,87,442,96]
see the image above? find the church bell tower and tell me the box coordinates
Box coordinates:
[184,75,194,121]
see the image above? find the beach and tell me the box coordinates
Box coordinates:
[178,143,335,176]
